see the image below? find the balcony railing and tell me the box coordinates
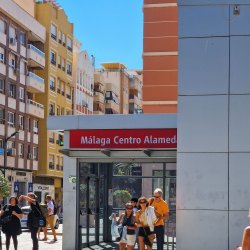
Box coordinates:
[66,94,71,99]
[28,72,44,83]
[0,118,4,124]
[27,99,44,109]
[49,163,54,169]
[56,164,60,170]
[67,46,72,52]
[27,44,45,57]
[61,165,63,171]
[33,127,38,134]
[62,91,65,96]
[49,138,54,143]
[57,88,60,94]
[50,112,55,116]
[51,33,56,41]
[129,95,135,99]
[63,42,66,47]
[50,85,55,91]
[59,39,62,44]
[62,67,65,71]
[58,64,61,69]
[67,70,71,76]
[51,60,56,66]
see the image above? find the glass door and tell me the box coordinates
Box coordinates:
[79,163,99,248]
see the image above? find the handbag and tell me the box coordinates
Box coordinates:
[32,206,46,228]
[143,227,155,247]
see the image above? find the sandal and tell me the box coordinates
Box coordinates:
[40,238,48,241]
[50,239,57,243]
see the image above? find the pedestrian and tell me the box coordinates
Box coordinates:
[41,195,57,242]
[148,188,169,250]
[112,202,137,250]
[57,200,61,214]
[131,198,139,250]
[135,197,162,250]
[18,193,42,250]
[0,197,23,250]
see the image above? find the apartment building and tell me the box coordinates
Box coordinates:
[93,72,106,115]
[142,0,178,114]
[0,0,46,205]
[30,1,74,202]
[73,38,94,115]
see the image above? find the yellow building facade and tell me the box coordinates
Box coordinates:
[33,1,74,203]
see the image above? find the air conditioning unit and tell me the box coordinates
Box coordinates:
[105,100,110,104]
[9,38,17,45]
[94,92,98,96]
[8,148,16,156]
[14,68,20,75]
[27,153,32,159]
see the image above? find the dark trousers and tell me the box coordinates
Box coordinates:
[5,234,18,250]
[154,225,164,250]
[30,227,39,250]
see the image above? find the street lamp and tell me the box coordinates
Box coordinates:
[2,131,19,205]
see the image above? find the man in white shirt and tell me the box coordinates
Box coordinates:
[41,195,57,242]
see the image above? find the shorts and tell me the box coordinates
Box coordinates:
[120,234,136,246]
[138,227,153,237]
[47,215,54,227]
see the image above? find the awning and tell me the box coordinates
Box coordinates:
[100,62,127,69]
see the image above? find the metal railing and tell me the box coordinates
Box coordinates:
[62,67,65,71]
[51,60,56,66]
[27,44,45,57]
[49,163,54,169]
[51,33,56,41]
[49,138,54,143]
[63,42,66,47]
[50,85,55,91]
[26,99,44,109]
[67,70,71,75]
[28,72,44,83]
[57,88,60,94]
[62,91,65,96]
[59,39,62,44]
[67,46,72,52]
[66,94,71,99]
[58,64,61,69]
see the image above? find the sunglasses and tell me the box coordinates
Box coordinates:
[139,201,147,204]
[154,196,161,198]
[126,207,133,210]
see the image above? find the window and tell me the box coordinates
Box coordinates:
[9,53,15,69]
[7,141,14,150]
[67,63,71,75]
[33,147,38,161]
[50,76,55,91]
[80,72,82,85]
[61,82,65,95]
[0,108,4,124]
[49,131,54,143]
[0,139,2,148]
[61,108,64,116]
[49,103,54,116]
[8,83,15,98]
[33,120,38,134]
[0,47,4,64]
[51,24,56,40]
[19,87,24,102]
[18,144,23,158]
[56,156,60,170]
[49,155,54,169]
[58,55,61,68]
[67,37,72,52]
[82,73,85,87]
[63,34,66,46]
[62,58,65,71]
[59,31,62,43]
[9,26,16,39]
[20,61,25,75]
[27,118,30,132]
[27,145,30,154]
[0,19,6,34]
[0,78,4,93]
[19,115,24,130]
[57,106,60,116]
[57,81,60,93]
[50,51,56,65]
[20,32,26,46]
[66,109,70,115]
[77,69,79,83]
[7,112,14,127]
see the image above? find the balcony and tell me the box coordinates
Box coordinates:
[62,91,65,96]
[59,39,62,44]
[0,62,6,75]
[27,44,45,69]
[50,85,55,91]
[0,31,6,46]
[61,165,63,171]
[56,164,60,170]
[67,70,71,76]
[129,77,141,91]
[105,100,119,112]
[63,42,66,47]
[26,72,45,93]
[66,94,71,100]
[93,110,104,115]
[50,111,55,116]
[49,163,54,169]
[51,33,56,41]
[0,92,5,106]
[106,83,119,96]
[67,46,72,52]
[26,99,44,119]
[58,64,61,69]
[51,60,56,66]
[49,138,54,143]
[94,91,105,103]
[94,73,105,85]
[57,88,60,94]
[62,67,65,72]
[129,95,142,108]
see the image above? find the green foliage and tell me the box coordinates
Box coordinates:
[113,163,133,176]
[0,175,10,198]
[113,190,132,206]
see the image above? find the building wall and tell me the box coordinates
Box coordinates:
[177,2,250,250]
[142,0,178,114]
[13,0,35,17]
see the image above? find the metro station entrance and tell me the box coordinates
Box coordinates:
[77,160,177,249]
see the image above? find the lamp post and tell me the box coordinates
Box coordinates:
[2,131,19,205]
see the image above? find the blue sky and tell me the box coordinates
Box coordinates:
[58,0,144,69]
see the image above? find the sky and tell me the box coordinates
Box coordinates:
[57,0,144,69]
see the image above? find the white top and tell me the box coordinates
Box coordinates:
[133,207,138,216]
[47,201,54,216]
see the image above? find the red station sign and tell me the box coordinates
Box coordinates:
[70,129,177,149]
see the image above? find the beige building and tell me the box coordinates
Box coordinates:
[0,0,46,205]
[73,37,94,115]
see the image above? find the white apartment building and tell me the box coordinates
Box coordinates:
[73,38,94,115]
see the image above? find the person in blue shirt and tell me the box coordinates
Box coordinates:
[113,202,137,250]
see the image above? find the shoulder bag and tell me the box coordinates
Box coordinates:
[32,205,46,228]
[143,227,155,247]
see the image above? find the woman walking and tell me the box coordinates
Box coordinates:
[0,197,23,250]
[135,197,162,250]
[112,202,137,250]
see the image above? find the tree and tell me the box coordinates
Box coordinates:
[113,190,132,207]
[0,175,10,199]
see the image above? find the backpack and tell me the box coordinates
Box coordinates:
[39,204,48,219]
[53,205,57,215]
